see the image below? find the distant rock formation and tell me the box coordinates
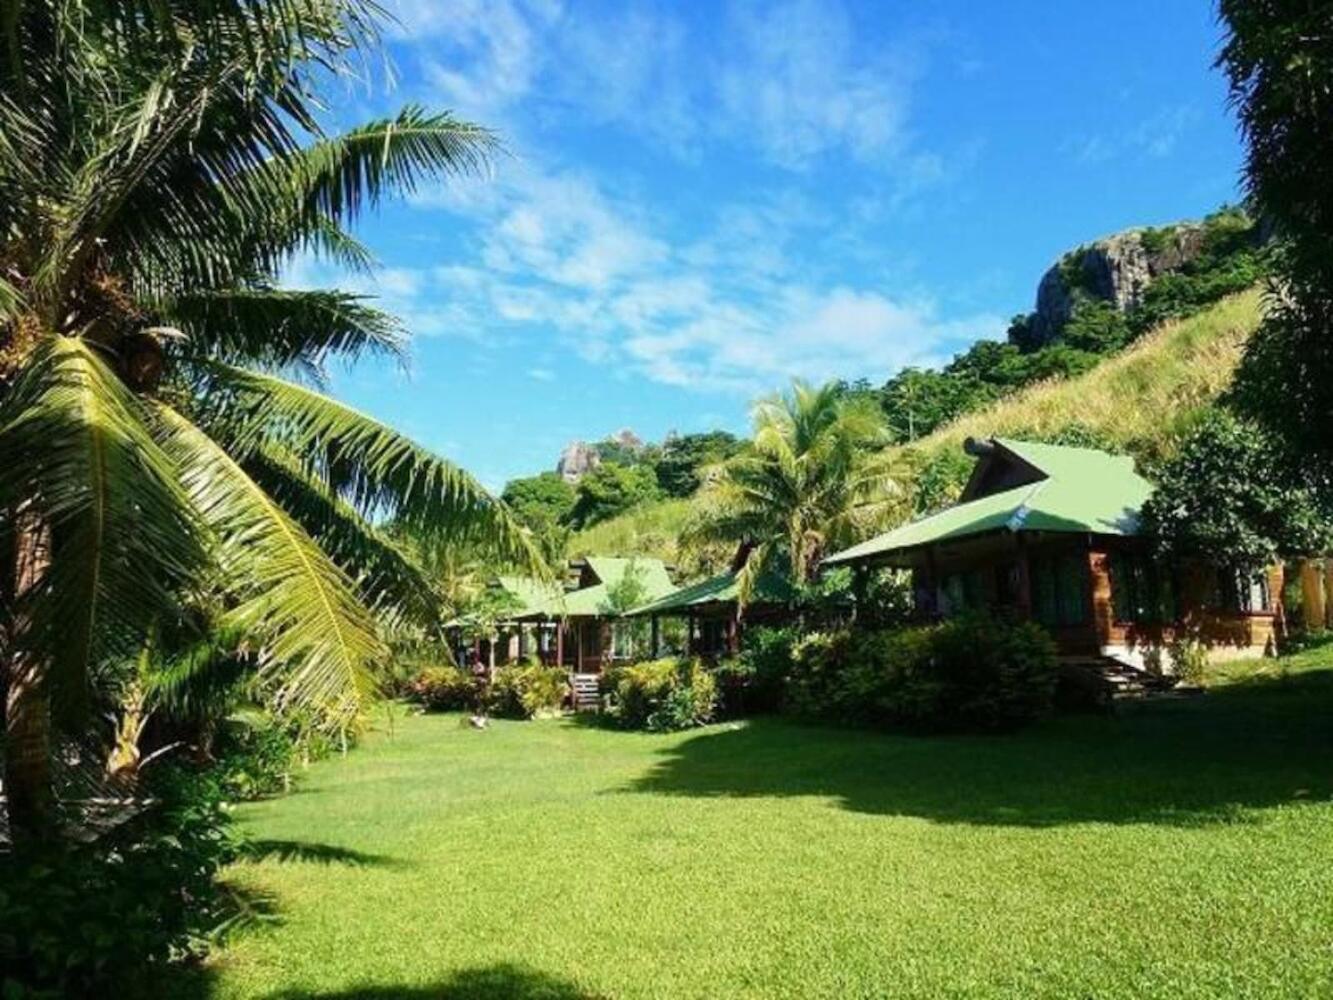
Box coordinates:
[609,428,644,452]
[1020,222,1215,349]
[557,441,601,483]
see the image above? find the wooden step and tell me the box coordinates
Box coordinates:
[569,673,601,712]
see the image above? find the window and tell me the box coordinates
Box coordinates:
[938,569,986,616]
[1218,569,1270,613]
[1109,553,1175,624]
[1031,553,1089,627]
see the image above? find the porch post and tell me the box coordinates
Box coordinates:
[556,622,564,668]
[922,547,940,618]
[1014,534,1033,621]
[651,615,661,658]
[726,611,740,656]
[852,565,869,622]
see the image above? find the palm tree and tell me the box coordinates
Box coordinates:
[684,380,902,601]
[0,1,542,842]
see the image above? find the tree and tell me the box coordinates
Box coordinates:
[501,472,576,560]
[653,431,743,497]
[1140,409,1329,572]
[880,367,988,443]
[0,1,540,841]
[1219,1,1333,468]
[685,380,903,600]
[565,463,662,530]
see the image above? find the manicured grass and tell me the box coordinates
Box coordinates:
[183,647,1333,999]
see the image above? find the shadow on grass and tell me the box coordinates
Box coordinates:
[624,666,1333,828]
[239,839,399,867]
[262,962,601,999]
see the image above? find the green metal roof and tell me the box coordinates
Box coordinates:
[495,576,565,618]
[825,438,1153,566]
[505,557,676,620]
[628,568,797,616]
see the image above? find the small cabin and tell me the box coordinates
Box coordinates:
[491,557,677,674]
[825,437,1282,668]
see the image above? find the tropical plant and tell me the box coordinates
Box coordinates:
[564,461,662,529]
[1220,1,1333,475]
[1139,408,1330,573]
[0,0,541,842]
[684,379,902,601]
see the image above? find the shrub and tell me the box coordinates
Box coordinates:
[487,662,569,719]
[0,766,236,997]
[409,665,479,712]
[603,658,716,731]
[788,613,1058,732]
[213,712,300,800]
[1168,637,1209,686]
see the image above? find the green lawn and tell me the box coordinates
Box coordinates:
[179,650,1333,999]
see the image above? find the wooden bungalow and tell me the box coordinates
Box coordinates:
[501,557,677,675]
[824,437,1283,669]
[629,569,797,659]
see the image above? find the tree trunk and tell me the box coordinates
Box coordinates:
[3,509,54,843]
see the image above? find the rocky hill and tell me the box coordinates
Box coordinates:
[1011,207,1263,350]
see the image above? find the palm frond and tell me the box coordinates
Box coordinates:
[206,363,547,576]
[0,335,204,717]
[275,105,498,226]
[243,444,444,630]
[162,287,405,370]
[154,403,386,726]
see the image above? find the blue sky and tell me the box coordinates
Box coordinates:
[294,0,1243,491]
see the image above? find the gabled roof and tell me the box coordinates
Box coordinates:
[507,557,677,620]
[495,576,565,618]
[628,568,797,617]
[825,437,1153,567]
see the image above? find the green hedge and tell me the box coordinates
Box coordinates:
[408,665,478,712]
[788,613,1058,732]
[601,658,716,731]
[487,662,569,719]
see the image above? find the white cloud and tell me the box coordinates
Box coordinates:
[391,0,938,173]
[1064,104,1198,164]
[716,0,916,168]
[386,160,1002,393]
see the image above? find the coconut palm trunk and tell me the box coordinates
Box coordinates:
[4,509,53,842]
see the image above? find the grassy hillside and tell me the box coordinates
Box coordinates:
[896,289,1262,467]
[569,290,1263,562]
[567,497,693,564]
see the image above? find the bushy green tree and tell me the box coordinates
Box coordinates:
[501,472,575,559]
[1140,409,1329,572]
[1220,1,1333,472]
[565,462,662,529]
[653,431,743,497]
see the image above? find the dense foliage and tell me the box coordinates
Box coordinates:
[408,666,480,713]
[566,462,663,529]
[499,472,575,561]
[686,380,901,599]
[786,615,1058,732]
[0,0,541,846]
[1221,2,1333,478]
[601,658,717,731]
[487,662,569,719]
[1140,408,1329,572]
[0,767,235,997]
[879,208,1263,444]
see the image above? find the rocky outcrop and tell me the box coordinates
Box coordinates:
[556,441,601,483]
[1022,223,1211,348]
